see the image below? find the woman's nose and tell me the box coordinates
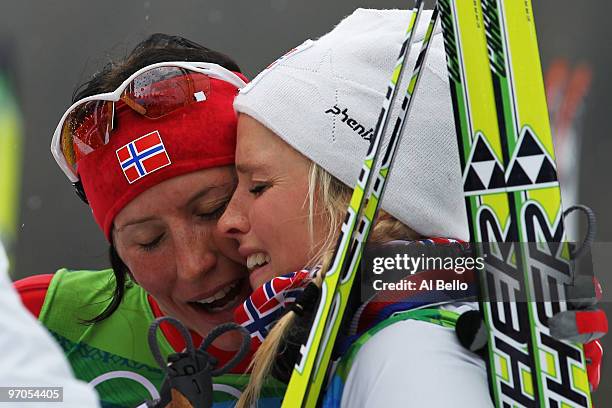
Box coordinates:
[174,229,217,282]
[218,195,250,237]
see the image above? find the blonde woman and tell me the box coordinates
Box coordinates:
[220,9,605,407]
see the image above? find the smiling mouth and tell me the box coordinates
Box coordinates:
[247,252,270,271]
[189,278,246,313]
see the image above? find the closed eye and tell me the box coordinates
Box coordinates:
[198,201,229,221]
[249,183,269,196]
[139,234,164,252]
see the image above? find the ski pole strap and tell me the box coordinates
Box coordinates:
[563,204,596,260]
[145,317,251,408]
[148,316,195,371]
[202,323,251,376]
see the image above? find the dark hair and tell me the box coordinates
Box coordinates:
[79,33,242,324]
[73,33,241,102]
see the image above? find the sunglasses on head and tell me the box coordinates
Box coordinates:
[51,61,246,192]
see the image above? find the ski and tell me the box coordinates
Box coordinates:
[303,9,441,408]
[281,2,433,406]
[438,0,592,407]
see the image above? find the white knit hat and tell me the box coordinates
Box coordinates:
[235,8,469,241]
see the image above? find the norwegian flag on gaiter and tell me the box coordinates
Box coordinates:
[234,270,313,346]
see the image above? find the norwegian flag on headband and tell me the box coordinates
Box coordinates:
[116,130,171,184]
[234,270,313,346]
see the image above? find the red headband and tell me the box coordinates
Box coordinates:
[77,73,246,240]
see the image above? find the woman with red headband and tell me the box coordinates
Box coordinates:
[13,34,279,408]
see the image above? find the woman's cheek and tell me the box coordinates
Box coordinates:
[212,231,243,265]
[128,255,173,296]
[137,273,170,298]
[250,201,273,235]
